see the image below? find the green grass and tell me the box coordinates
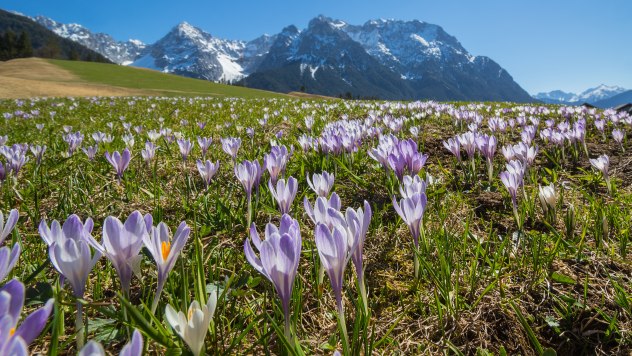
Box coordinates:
[48,59,288,98]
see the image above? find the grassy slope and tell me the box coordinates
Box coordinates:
[48,59,288,98]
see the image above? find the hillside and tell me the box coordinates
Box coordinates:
[0,58,289,98]
[0,9,109,62]
[593,90,632,108]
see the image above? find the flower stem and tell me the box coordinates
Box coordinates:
[76,301,84,350]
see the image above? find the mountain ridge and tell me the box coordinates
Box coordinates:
[26,11,535,101]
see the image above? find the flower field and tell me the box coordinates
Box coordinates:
[0,96,631,355]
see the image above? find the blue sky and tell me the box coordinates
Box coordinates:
[5,0,631,94]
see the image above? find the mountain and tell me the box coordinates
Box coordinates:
[592,90,632,108]
[240,16,533,101]
[0,9,110,63]
[33,16,145,65]
[534,84,627,105]
[14,12,534,102]
[132,22,250,82]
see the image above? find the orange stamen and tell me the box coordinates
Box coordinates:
[161,241,171,261]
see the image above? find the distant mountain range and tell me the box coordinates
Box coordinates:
[533,84,629,107]
[14,12,536,101]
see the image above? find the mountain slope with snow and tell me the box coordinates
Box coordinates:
[33,16,145,65]
[534,84,627,105]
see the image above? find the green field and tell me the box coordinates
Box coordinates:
[48,59,288,98]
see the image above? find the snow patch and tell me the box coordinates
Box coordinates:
[409,33,429,47]
[217,54,245,82]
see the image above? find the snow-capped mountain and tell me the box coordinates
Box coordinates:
[33,16,145,65]
[24,13,534,101]
[132,22,249,82]
[240,16,534,101]
[534,84,627,105]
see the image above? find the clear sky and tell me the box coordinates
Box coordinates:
[4,0,631,94]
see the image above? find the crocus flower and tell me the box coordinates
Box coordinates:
[235,160,259,200]
[86,211,147,294]
[196,159,220,189]
[0,279,54,354]
[538,183,557,221]
[0,162,6,183]
[268,177,298,214]
[78,341,105,356]
[392,193,427,278]
[141,141,157,166]
[590,154,611,193]
[500,166,523,228]
[122,134,135,149]
[29,145,46,165]
[314,220,356,347]
[82,145,98,161]
[0,209,18,246]
[142,216,190,313]
[105,148,131,182]
[165,291,217,356]
[177,138,193,161]
[613,129,625,152]
[477,134,497,181]
[304,193,342,228]
[245,215,301,339]
[264,145,289,184]
[346,201,371,315]
[399,175,428,199]
[197,137,212,158]
[306,171,335,197]
[221,137,241,161]
[120,329,143,356]
[0,243,19,282]
[443,137,461,162]
[39,214,98,349]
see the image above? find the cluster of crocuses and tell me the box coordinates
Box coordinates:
[35,210,219,355]
[443,131,499,181]
[0,144,29,178]
[245,169,371,352]
[369,135,428,181]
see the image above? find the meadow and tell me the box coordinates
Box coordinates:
[0,96,630,355]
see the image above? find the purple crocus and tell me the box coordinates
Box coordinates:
[105,148,131,182]
[141,141,157,166]
[443,137,461,162]
[196,159,220,189]
[197,137,212,158]
[392,193,427,278]
[120,329,143,356]
[268,177,298,214]
[0,243,19,282]
[264,145,289,184]
[0,209,18,246]
[304,193,342,228]
[306,171,335,197]
[142,215,190,313]
[477,134,497,182]
[177,138,193,161]
[0,279,54,354]
[45,216,101,349]
[314,218,357,347]
[0,162,6,184]
[612,129,625,152]
[245,214,301,339]
[500,162,524,228]
[235,160,259,201]
[346,201,371,315]
[82,145,98,161]
[29,145,46,166]
[399,175,428,199]
[221,137,241,161]
[78,341,105,356]
[86,211,147,295]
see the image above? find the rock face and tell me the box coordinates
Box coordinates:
[32,13,536,101]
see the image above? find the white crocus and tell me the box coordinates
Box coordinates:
[538,183,557,216]
[165,291,217,356]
